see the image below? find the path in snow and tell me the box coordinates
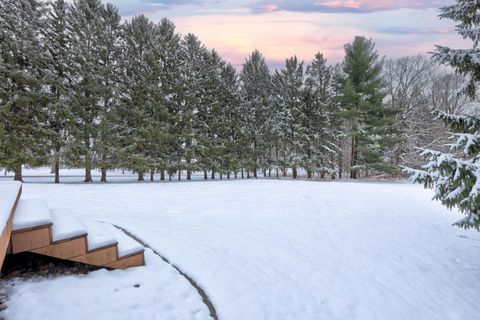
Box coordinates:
[12,179,480,320]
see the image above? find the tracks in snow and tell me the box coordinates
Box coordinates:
[114,225,219,320]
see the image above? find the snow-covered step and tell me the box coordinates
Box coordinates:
[49,208,88,243]
[77,217,117,252]
[11,199,53,253]
[12,199,52,231]
[101,223,144,258]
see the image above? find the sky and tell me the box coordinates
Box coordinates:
[105,0,467,69]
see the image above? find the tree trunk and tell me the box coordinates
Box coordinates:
[138,172,144,181]
[160,170,165,181]
[220,172,223,180]
[292,167,297,179]
[211,171,215,180]
[247,170,250,179]
[101,168,107,182]
[350,136,358,179]
[14,163,23,182]
[307,170,312,179]
[268,168,271,177]
[150,168,155,181]
[178,170,181,181]
[84,166,92,183]
[263,169,267,178]
[187,156,192,180]
[227,172,231,179]
[54,156,60,184]
[204,171,208,180]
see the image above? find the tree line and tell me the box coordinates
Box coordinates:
[0,0,468,183]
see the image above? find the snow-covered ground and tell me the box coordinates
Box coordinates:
[3,178,480,319]
[2,250,211,320]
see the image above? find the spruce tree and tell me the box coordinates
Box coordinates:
[408,0,480,230]
[0,0,49,181]
[338,36,400,179]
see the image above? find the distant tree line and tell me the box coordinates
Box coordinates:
[0,0,469,183]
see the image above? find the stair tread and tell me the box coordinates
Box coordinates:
[50,208,88,242]
[0,181,21,231]
[101,223,144,258]
[12,199,52,231]
[78,217,117,251]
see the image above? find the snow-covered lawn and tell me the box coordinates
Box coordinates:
[3,179,480,319]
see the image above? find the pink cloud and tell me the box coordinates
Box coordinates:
[252,0,450,14]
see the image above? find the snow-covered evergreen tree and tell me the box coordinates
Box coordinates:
[119,15,169,181]
[218,63,241,178]
[408,0,480,230]
[43,0,73,183]
[337,36,400,179]
[66,0,105,182]
[305,53,339,178]
[0,0,49,181]
[273,56,306,179]
[179,33,207,180]
[156,18,182,181]
[95,3,122,182]
[240,50,274,178]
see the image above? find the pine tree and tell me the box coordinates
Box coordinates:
[43,0,73,183]
[305,53,339,179]
[408,0,480,230]
[180,34,207,180]
[95,3,122,182]
[156,18,182,181]
[218,63,241,178]
[66,0,105,182]
[338,36,400,179]
[119,15,169,181]
[0,0,50,181]
[240,50,273,178]
[273,56,306,179]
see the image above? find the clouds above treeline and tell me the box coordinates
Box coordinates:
[104,0,464,68]
[113,0,451,14]
[250,0,450,14]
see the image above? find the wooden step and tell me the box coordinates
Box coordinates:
[102,223,145,269]
[11,199,52,253]
[0,181,22,268]
[31,209,88,259]
[70,217,118,266]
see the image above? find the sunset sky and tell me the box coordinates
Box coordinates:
[106,0,466,68]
